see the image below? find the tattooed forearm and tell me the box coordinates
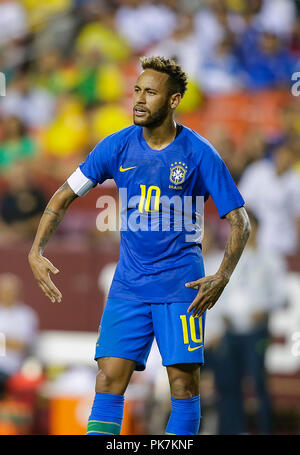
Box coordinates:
[186,206,250,317]
[44,208,63,220]
[29,182,78,256]
[217,207,251,282]
[38,209,64,253]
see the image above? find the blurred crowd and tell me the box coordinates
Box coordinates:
[0,0,299,243]
[0,0,300,435]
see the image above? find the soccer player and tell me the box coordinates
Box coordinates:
[28,56,250,435]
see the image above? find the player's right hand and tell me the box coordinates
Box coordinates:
[28,252,62,303]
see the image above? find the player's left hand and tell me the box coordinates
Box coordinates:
[185,273,229,318]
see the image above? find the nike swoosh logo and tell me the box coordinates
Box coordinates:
[188,345,203,352]
[120,165,137,172]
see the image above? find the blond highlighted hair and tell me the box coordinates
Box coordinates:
[140,56,188,97]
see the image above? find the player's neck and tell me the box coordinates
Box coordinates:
[142,118,177,151]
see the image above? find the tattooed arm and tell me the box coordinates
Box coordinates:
[28,182,78,303]
[185,206,251,317]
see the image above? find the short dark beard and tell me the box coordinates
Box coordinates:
[133,99,170,128]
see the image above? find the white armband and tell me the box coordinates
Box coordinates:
[67,167,96,196]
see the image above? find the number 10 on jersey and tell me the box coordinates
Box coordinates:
[138,184,161,213]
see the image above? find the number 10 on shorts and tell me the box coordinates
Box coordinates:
[180,314,203,345]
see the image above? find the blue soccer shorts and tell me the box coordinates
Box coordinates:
[95,298,206,371]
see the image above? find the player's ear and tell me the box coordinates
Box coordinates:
[170,92,181,109]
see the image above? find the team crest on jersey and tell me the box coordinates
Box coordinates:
[169,162,188,186]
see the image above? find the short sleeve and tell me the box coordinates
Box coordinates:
[79,136,113,185]
[67,136,114,196]
[199,142,245,218]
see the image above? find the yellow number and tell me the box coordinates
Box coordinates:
[180,315,203,345]
[145,185,161,212]
[138,184,146,213]
[139,184,161,213]
[190,316,203,343]
[180,315,189,344]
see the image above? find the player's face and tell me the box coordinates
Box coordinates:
[133,69,171,127]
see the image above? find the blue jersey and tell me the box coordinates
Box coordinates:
[67,124,244,303]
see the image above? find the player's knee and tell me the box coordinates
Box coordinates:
[95,366,129,394]
[170,376,198,399]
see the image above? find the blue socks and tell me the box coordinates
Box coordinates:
[86,392,124,435]
[166,395,201,435]
[86,392,201,435]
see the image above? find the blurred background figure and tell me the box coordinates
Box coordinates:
[0,161,47,244]
[0,70,56,129]
[0,116,37,174]
[197,35,246,94]
[241,31,297,90]
[0,273,38,399]
[239,138,300,256]
[203,212,287,434]
[0,0,300,435]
